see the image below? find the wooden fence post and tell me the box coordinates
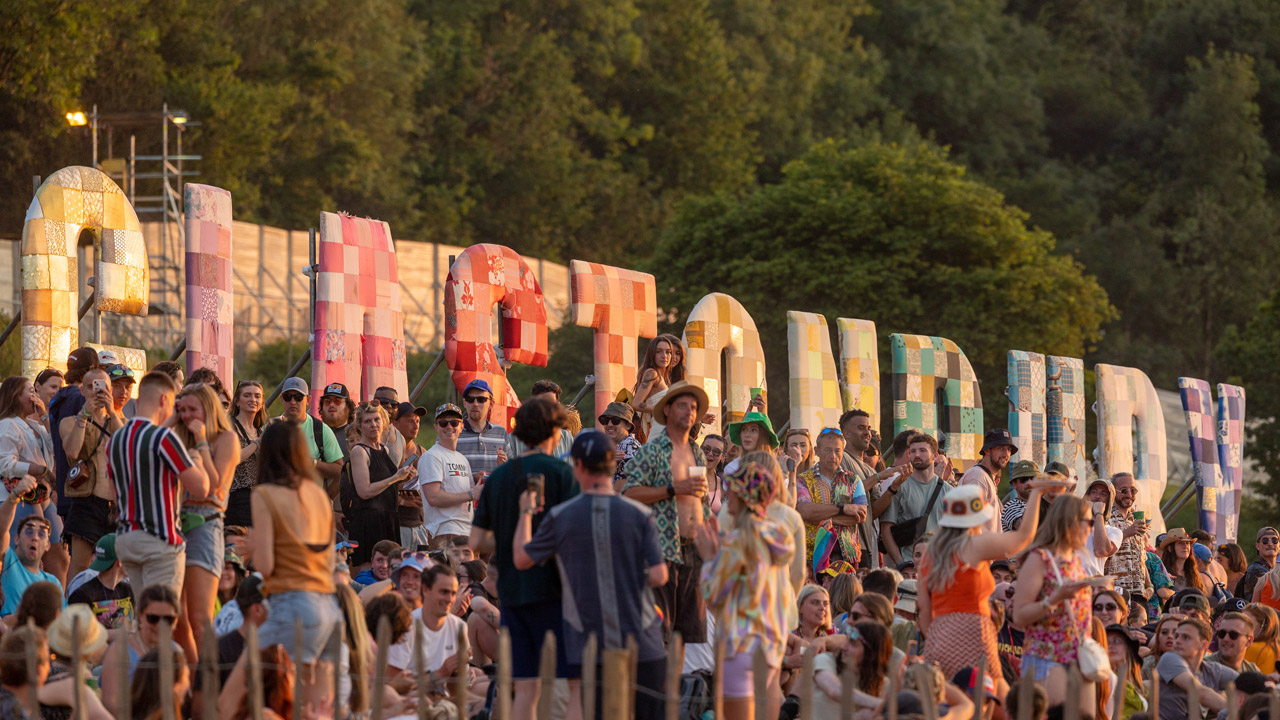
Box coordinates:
[1188,669,1202,720]
[415,620,428,720]
[202,620,220,720]
[159,619,176,720]
[538,629,557,720]
[1112,665,1128,720]
[921,663,938,720]
[712,640,724,720]
[840,660,856,720]
[1269,688,1279,720]
[665,634,683,720]
[626,635,638,712]
[799,643,817,720]
[1226,682,1238,720]
[71,614,84,720]
[1017,663,1034,720]
[885,659,899,720]
[294,618,305,720]
[497,628,513,720]
[333,617,347,720]
[370,616,390,720]
[454,624,471,713]
[1149,668,1159,720]
[1063,665,1081,720]
[582,633,599,720]
[247,619,264,720]
[603,647,632,720]
[753,645,769,720]
[116,618,132,720]
[24,619,38,718]
[971,657,986,720]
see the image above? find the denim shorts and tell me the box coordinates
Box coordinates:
[257,591,341,664]
[1021,653,1067,682]
[183,515,225,575]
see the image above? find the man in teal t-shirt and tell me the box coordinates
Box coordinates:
[2,514,65,616]
[276,377,344,484]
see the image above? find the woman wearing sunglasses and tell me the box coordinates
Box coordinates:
[1091,588,1128,627]
[346,403,416,566]
[101,584,181,717]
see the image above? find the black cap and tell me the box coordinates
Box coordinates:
[322,382,350,399]
[433,403,461,420]
[980,428,1017,455]
[67,347,99,373]
[570,429,615,465]
[236,575,265,608]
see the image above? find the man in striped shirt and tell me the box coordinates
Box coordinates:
[108,372,210,596]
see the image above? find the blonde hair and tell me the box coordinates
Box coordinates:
[1266,562,1280,598]
[173,383,233,448]
[796,584,831,635]
[926,525,972,593]
[1029,492,1088,554]
[347,403,391,446]
[828,572,863,617]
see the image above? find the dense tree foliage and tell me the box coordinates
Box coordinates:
[5,0,1280,478]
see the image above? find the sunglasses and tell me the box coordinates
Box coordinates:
[1216,629,1246,640]
[375,398,398,408]
[437,420,462,429]
[819,428,844,437]
[848,611,871,623]
[20,526,49,539]
[463,395,490,404]
[146,613,176,625]
[1093,603,1119,613]
[703,447,724,457]
[598,417,627,427]
[282,392,305,403]
[1259,537,1279,545]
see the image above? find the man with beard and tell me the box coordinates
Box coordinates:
[958,429,1016,535]
[1082,477,1123,575]
[1236,526,1278,600]
[879,432,952,565]
[1105,471,1152,599]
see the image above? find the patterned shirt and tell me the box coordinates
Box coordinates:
[621,433,707,564]
[701,519,795,665]
[796,466,866,566]
[613,435,642,487]
[457,421,508,477]
[1002,497,1027,531]
[1146,551,1174,616]
[1105,507,1149,596]
[108,418,197,545]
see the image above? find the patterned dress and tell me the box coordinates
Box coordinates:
[701,519,795,665]
[1023,547,1090,665]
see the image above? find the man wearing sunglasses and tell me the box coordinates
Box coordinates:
[275,377,343,482]
[0,477,62,616]
[1235,526,1278,600]
[1205,611,1260,673]
[456,379,508,478]
[598,402,639,491]
[418,404,477,551]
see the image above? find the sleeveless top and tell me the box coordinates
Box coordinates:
[37,665,72,720]
[1023,546,1090,664]
[230,417,260,493]
[256,486,334,596]
[353,443,399,514]
[922,554,994,617]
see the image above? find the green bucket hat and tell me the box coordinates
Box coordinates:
[726,411,779,449]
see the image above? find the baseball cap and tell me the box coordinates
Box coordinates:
[105,364,135,384]
[280,377,309,396]
[391,555,427,586]
[96,349,119,365]
[1044,460,1071,478]
[67,347,99,373]
[1258,526,1278,540]
[321,382,349,399]
[1192,543,1213,562]
[896,579,918,614]
[1009,459,1040,481]
[953,667,1000,704]
[89,533,118,572]
[433,403,462,420]
[991,559,1014,573]
[224,550,246,574]
[335,531,359,552]
[1217,597,1248,615]
[236,575,266,608]
[463,379,493,397]
[897,559,916,572]
[1178,591,1210,615]
[570,429,616,465]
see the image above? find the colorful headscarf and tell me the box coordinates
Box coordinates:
[725,460,778,517]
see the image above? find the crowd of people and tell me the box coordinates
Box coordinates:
[0,340,1275,720]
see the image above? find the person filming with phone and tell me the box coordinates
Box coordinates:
[470,396,579,720]
[58,367,124,581]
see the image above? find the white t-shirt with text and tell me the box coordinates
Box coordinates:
[417,444,474,537]
[387,609,467,674]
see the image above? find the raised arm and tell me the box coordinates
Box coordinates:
[961,480,1054,564]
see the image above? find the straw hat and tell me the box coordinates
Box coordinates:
[1158,528,1193,552]
[47,604,106,658]
[652,381,709,424]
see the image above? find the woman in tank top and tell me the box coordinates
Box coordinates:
[252,420,341,710]
[345,403,416,566]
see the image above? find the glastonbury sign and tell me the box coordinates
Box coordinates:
[18,170,1245,541]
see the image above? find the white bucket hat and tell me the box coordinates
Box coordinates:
[939,484,993,529]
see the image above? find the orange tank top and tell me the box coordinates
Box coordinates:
[1262,579,1280,612]
[256,486,335,597]
[924,555,994,617]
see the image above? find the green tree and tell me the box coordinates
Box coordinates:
[1218,289,1280,518]
[648,140,1115,428]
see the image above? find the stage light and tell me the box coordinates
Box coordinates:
[65,111,87,127]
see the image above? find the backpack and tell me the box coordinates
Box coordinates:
[678,671,713,720]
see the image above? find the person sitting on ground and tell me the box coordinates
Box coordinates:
[0,625,49,718]
[40,603,113,720]
[13,580,62,630]
[1242,603,1279,672]
[1155,617,1236,720]
[828,572,863,630]
[391,553,426,612]
[353,539,401,587]
[902,662,975,720]
[130,645,188,720]
[1205,610,1259,673]
[218,644,295,720]
[192,575,269,715]
[212,550,248,635]
[68,532,133,629]
[1106,623,1148,720]
[811,621,894,718]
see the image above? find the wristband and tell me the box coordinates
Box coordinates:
[666,484,676,499]
[197,441,210,450]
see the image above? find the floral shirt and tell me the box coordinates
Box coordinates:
[796,466,866,566]
[702,518,795,664]
[1105,507,1149,597]
[1023,547,1090,665]
[1146,551,1173,616]
[612,435,642,488]
[621,433,707,564]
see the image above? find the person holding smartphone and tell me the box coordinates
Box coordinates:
[346,403,416,567]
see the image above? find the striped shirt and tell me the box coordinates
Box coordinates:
[457,421,508,477]
[108,418,197,545]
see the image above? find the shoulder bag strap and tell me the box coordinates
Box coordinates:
[231,416,251,444]
[1044,550,1082,629]
[922,478,945,519]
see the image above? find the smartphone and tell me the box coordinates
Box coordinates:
[92,379,107,394]
[416,544,429,552]
[401,453,420,469]
[524,473,545,508]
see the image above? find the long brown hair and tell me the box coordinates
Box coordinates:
[639,334,686,383]
[129,646,187,720]
[257,421,318,489]
[1161,542,1207,594]
[1246,604,1279,657]
[1090,618,1113,720]
[232,380,268,429]
[237,645,295,719]
[1028,494,1088,555]
[335,584,369,713]
[0,376,30,420]
[839,621,891,696]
